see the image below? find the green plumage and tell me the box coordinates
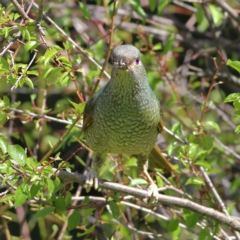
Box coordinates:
[83,45,174,199]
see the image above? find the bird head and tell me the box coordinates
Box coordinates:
[110,45,142,71]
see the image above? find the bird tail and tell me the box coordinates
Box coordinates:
[148,144,174,172]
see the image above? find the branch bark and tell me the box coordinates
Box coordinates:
[54,169,240,232]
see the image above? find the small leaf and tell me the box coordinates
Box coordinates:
[187,143,199,159]
[199,227,211,240]
[171,122,182,135]
[30,182,41,198]
[24,41,39,52]
[109,201,120,218]
[24,77,34,89]
[15,184,28,207]
[0,137,8,154]
[224,93,240,103]
[130,0,146,23]
[68,211,80,230]
[8,144,27,166]
[195,160,211,170]
[208,4,223,25]
[0,57,10,69]
[185,177,205,185]
[3,96,10,107]
[226,60,240,73]
[55,195,66,213]
[163,34,175,54]
[69,100,86,114]
[148,0,157,11]
[46,178,55,197]
[77,225,95,237]
[235,125,240,134]
[79,2,90,20]
[183,209,199,228]
[158,0,169,14]
[199,135,213,151]
[129,178,148,186]
[204,121,221,132]
[168,217,179,232]
[0,112,7,126]
[153,43,162,51]
[34,207,55,218]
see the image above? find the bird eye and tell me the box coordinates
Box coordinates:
[136,57,140,65]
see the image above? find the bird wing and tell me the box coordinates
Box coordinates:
[157,106,164,133]
[82,87,104,131]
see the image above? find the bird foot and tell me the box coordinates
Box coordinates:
[143,183,159,203]
[84,169,98,192]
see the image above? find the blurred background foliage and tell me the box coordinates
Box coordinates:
[0,0,240,239]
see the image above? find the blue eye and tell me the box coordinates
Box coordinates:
[136,57,140,65]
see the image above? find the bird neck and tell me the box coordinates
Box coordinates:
[110,66,149,92]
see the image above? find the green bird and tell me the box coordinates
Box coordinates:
[83,45,174,200]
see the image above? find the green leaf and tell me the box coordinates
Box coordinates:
[34,207,55,218]
[224,93,240,103]
[24,77,34,89]
[30,182,41,198]
[208,4,224,26]
[69,100,86,114]
[24,41,39,52]
[68,211,80,231]
[129,178,148,186]
[15,184,28,207]
[43,46,62,65]
[46,178,55,197]
[204,121,221,132]
[57,56,72,68]
[3,96,10,107]
[183,209,199,228]
[168,217,179,232]
[130,0,146,23]
[195,7,209,32]
[187,143,199,159]
[77,225,95,237]
[199,227,211,240]
[27,70,39,76]
[153,43,162,51]
[55,195,66,213]
[185,177,205,185]
[79,2,90,20]
[0,137,8,154]
[109,201,120,218]
[235,125,240,134]
[0,57,10,69]
[199,135,213,151]
[148,0,157,12]
[195,160,211,170]
[158,0,169,14]
[8,144,27,166]
[0,112,7,126]
[65,192,72,206]
[226,59,240,73]
[163,34,175,54]
[171,122,182,135]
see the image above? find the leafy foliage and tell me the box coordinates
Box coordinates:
[0,1,240,239]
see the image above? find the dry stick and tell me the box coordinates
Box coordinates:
[200,51,224,123]
[91,0,118,95]
[54,169,240,232]
[10,0,31,20]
